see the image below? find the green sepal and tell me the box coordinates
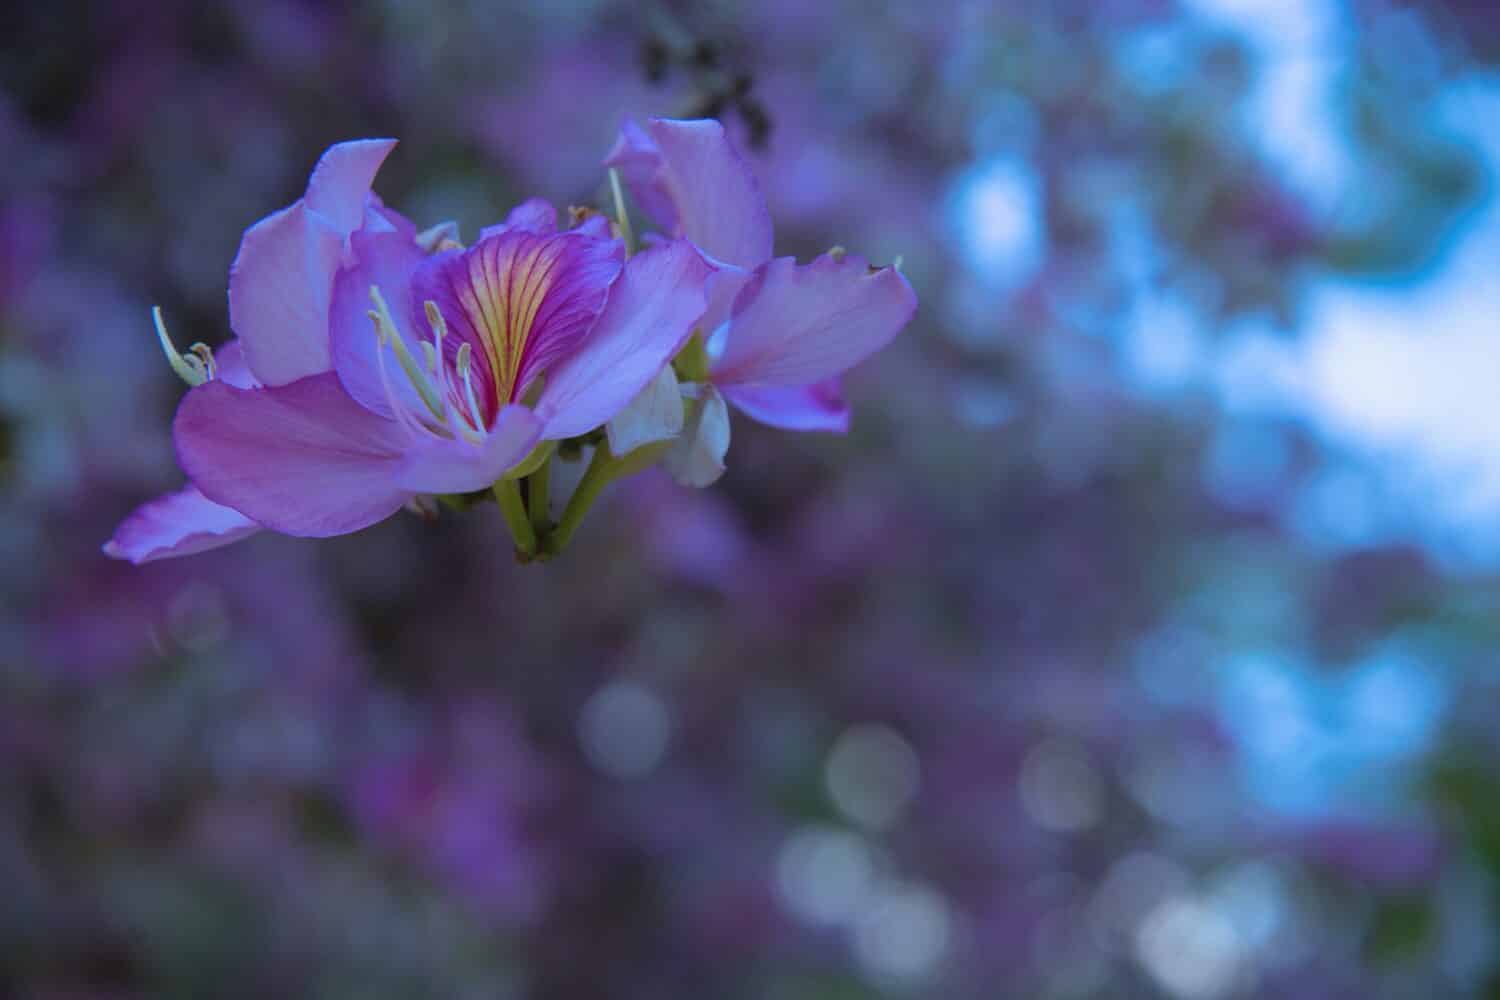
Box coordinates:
[501,439,557,480]
[672,332,710,382]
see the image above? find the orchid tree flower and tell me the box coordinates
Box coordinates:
[602,117,917,487]
[106,138,710,563]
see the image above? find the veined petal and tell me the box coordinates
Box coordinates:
[721,379,850,433]
[535,239,711,440]
[414,228,623,413]
[229,200,344,386]
[103,485,261,564]
[712,253,916,387]
[304,139,398,235]
[175,373,411,538]
[395,404,543,494]
[607,363,684,457]
[606,118,773,270]
[664,385,730,488]
[329,229,430,420]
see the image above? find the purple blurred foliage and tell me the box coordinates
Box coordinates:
[2,0,1499,997]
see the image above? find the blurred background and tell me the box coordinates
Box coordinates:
[3,0,1499,996]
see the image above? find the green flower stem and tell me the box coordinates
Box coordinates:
[493,478,537,557]
[527,457,552,537]
[544,444,617,557]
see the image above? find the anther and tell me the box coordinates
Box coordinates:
[369,286,445,420]
[154,306,213,387]
[456,342,486,432]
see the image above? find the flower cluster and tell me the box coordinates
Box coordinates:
[105,119,916,564]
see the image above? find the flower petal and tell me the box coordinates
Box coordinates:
[606,118,773,269]
[535,239,710,440]
[212,339,259,389]
[479,198,558,240]
[606,362,684,457]
[721,379,850,432]
[664,385,730,488]
[103,485,262,564]
[712,253,917,386]
[304,139,398,234]
[228,200,343,386]
[413,228,623,413]
[367,194,418,238]
[604,120,682,237]
[329,229,430,420]
[175,373,411,537]
[395,404,544,494]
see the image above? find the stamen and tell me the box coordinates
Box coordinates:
[421,298,480,441]
[608,167,634,255]
[368,286,445,420]
[415,220,462,254]
[188,343,217,379]
[153,307,211,387]
[369,311,425,442]
[456,342,487,433]
[423,300,450,392]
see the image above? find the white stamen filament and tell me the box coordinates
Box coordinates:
[456,342,487,433]
[422,300,453,409]
[608,167,634,255]
[365,285,495,448]
[368,286,445,420]
[420,298,485,444]
[154,306,214,387]
[369,311,427,442]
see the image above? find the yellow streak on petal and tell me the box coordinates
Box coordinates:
[454,238,563,403]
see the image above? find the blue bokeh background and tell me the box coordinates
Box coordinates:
[3,1,1499,996]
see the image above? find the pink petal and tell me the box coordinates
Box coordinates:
[212,339,259,389]
[721,379,851,432]
[536,239,711,440]
[604,120,683,236]
[395,405,544,494]
[606,118,773,270]
[479,198,558,240]
[413,228,623,411]
[304,139,399,234]
[103,485,261,564]
[174,373,411,538]
[329,229,430,420]
[700,264,755,349]
[230,141,400,388]
[572,214,614,240]
[228,200,343,386]
[367,194,418,237]
[712,253,916,387]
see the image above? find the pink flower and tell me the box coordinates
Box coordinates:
[107,138,710,562]
[604,118,917,485]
